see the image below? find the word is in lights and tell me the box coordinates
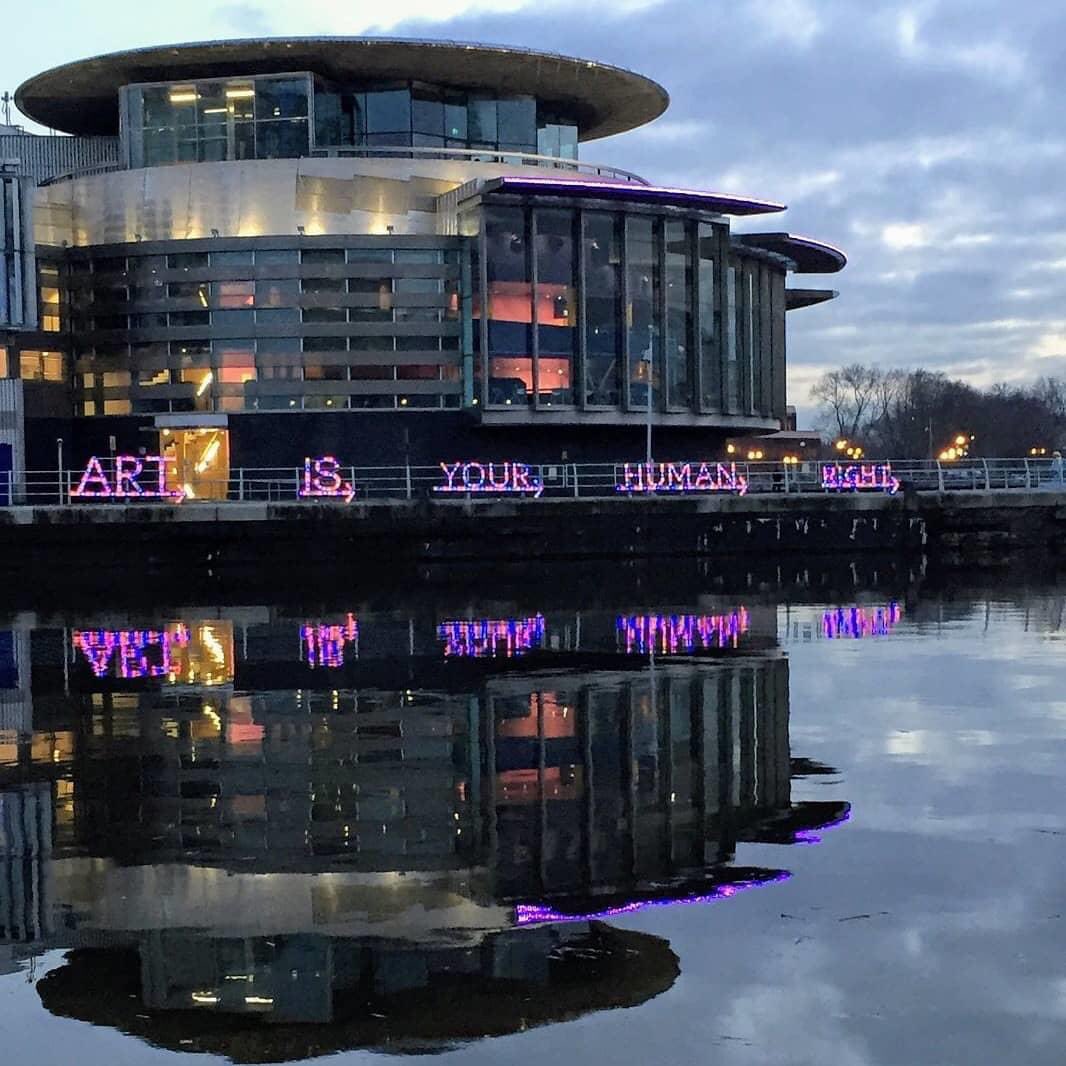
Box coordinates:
[435,462,544,498]
[301,614,359,669]
[299,456,356,503]
[822,604,903,640]
[617,610,751,655]
[821,463,900,495]
[71,455,184,500]
[73,626,191,679]
[616,462,748,496]
[438,615,547,658]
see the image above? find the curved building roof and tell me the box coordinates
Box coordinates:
[15,37,670,141]
[734,233,847,273]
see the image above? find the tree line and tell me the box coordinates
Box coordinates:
[809,365,1066,458]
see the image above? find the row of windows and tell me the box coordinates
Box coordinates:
[70,306,457,330]
[66,247,458,275]
[121,74,579,168]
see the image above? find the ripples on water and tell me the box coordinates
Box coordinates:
[0,571,1063,1064]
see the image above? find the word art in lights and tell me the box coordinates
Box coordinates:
[70,456,184,500]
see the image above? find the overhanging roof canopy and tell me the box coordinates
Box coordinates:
[786,288,839,310]
[734,232,846,273]
[483,175,787,216]
[16,37,670,140]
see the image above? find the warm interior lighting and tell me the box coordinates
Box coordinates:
[194,437,221,474]
[225,88,255,99]
[195,371,213,397]
[168,91,198,104]
[726,443,736,454]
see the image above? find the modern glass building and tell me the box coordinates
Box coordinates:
[1,38,844,489]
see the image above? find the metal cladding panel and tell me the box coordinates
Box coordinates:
[0,133,119,187]
[0,380,26,495]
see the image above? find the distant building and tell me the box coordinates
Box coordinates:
[1,38,843,492]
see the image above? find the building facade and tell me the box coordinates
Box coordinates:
[2,38,844,491]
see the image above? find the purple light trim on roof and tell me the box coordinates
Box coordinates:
[492,176,787,216]
[513,872,792,926]
[793,807,853,845]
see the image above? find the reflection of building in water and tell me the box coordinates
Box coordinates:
[0,609,846,1053]
[0,628,31,734]
[0,783,52,943]
[778,603,903,643]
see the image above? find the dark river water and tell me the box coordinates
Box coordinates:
[1,562,1064,1065]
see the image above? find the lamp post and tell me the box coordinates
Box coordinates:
[56,437,63,503]
[644,324,654,468]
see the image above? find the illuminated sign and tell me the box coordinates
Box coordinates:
[616,462,748,495]
[617,610,751,655]
[435,462,544,498]
[73,626,191,679]
[439,615,547,658]
[299,456,356,503]
[821,463,900,494]
[822,603,902,639]
[71,455,184,500]
[301,614,359,668]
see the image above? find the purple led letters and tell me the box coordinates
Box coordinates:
[822,463,900,495]
[73,625,191,679]
[298,456,356,503]
[439,615,547,658]
[617,610,751,655]
[822,603,903,639]
[616,462,749,496]
[435,462,544,498]
[301,614,359,669]
[71,455,184,500]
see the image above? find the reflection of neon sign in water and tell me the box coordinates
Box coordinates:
[73,626,190,679]
[439,616,547,658]
[617,610,751,654]
[298,456,356,503]
[70,455,184,500]
[793,807,852,845]
[616,461,748,496]
[822,604,902,639]
[301,614,359,668]
[821,463,900,494]
[434,462,544,498]
[514,871,791,926]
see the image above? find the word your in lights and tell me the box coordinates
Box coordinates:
[821,463,900,495]
[439,616,547,658]
[71,455,184,500]
[435,462,544,497]
[616,462,748,495]
[301,614,359,668]
[299,456,356,503]
[617,610,751,655]
[822,604,903,639]
[73,626,191,679]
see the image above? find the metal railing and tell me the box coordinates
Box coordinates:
[39,145,647,188]
[2,458,1065,508]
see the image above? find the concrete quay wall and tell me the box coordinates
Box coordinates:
[2,490,1062,572]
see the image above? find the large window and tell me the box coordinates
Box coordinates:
[126,75,311,167]
[485,207,533,406]
[698,222,721,411]
[626,217,660,411]
[584,212,622,406]
[535,209,575,404]
[664,220,693,409]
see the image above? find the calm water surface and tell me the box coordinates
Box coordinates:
[0,571,1063,1065]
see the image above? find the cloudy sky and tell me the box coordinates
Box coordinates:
[7,0,1065,421]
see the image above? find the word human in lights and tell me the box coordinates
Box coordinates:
[822,604,902,640]
[438,616,547,658]
[301,614,359,669]
[435,462,544,498]
[617,610,751,655]
[71,455,184,500]
[616,462,748,496]
[821,463,900,495]
[73,625,191,680]
[298,456,356,503]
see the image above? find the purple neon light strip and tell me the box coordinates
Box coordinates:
[514,872,792,926]
[792,807,853,845]
[492,176,786,216]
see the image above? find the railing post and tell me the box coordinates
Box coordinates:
[783,462,789,494]
[937,462,945,492]
[981,459,990,491]
[405,459,412,500]
[238,467,244,502]
[572,463,579,498]
[1024,459,1032,489]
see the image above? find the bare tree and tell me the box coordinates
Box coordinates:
[809,364,885,440]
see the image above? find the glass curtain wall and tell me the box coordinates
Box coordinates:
[698,223,721,411]
[626,217,660,411]
[583,212,622,406]
[534,209,576,404]
[126,75,310,167]
[482,206,756,416]
[664,220,693,409]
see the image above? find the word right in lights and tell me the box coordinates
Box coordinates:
[821,463,900,495]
